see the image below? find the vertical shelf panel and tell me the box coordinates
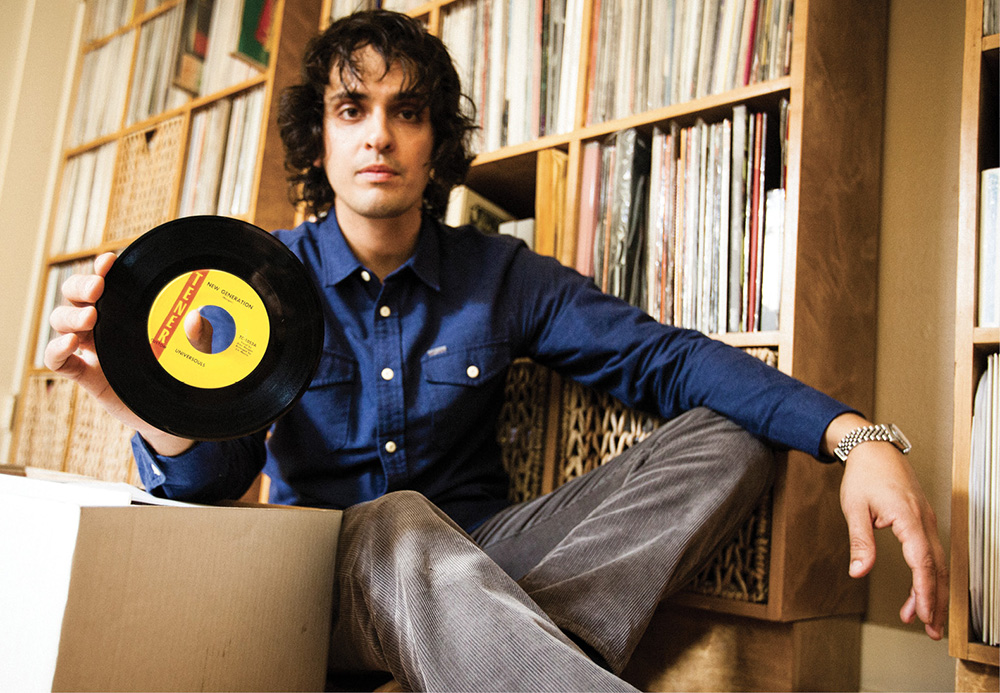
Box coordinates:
[951,0,1000,677]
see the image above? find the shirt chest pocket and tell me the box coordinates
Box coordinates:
[422,342,511,450]
[299,351,356,451]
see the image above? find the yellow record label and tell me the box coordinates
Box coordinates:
[147,269,269,389]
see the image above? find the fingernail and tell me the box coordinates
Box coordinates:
[850,559,863,573]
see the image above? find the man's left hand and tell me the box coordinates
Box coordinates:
[827,414,948,640]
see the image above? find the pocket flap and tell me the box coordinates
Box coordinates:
[422,342,510,385]
[310,350,356,387]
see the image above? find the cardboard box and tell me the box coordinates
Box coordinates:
[0,473,341,692]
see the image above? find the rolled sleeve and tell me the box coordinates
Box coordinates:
[131,434,168,491]
[130,430,267,502]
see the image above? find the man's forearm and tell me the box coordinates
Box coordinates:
[820,412,872,460]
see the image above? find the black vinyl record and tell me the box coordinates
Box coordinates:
[94,216,323,440]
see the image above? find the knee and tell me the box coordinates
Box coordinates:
[364,489,438,517]
[339,491,492,602]
[716,412,773,471]
[657,407,775,498]
[705,409,775,500]
[741,436,774,502]
[341,491,465,570]
[351,490,456,541]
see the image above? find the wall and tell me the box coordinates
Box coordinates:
[862,0,965,690]
[0,0,967,690]
[0,0,81,462]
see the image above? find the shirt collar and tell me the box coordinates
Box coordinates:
[317,211,441,291]
[408,216,442,291]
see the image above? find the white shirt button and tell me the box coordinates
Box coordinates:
[381,367,394,381]
[385,440,397,453]
[466,365,480,379]
[360,270,371,282]
[379,305,391,318]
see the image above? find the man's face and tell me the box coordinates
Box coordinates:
[319,47,434,229]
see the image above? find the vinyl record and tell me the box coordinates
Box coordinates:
[94,216,324,440]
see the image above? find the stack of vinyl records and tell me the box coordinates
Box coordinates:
[970,352,999,645]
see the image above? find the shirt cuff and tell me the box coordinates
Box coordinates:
[131,433,167,491]
[130,433,206,495]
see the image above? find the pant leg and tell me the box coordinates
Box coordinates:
[327,489,637,693]
[470,407,775,675]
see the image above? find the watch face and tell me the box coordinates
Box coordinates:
[888,423,912,453]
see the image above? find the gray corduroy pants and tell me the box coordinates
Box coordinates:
[326,407,774,692]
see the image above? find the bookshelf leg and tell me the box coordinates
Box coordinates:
[622,604,862,692]
[955,658,1000,693]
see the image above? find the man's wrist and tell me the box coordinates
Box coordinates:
[823,414,912,464]
[139,428,197,457]
[822,413,870,459]
[833,423,911,463]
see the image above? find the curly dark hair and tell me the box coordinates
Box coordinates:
[278,10,477,219]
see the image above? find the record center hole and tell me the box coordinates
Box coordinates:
[184,305,236,355]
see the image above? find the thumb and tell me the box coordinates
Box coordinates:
[183,308,214,354]
[844,500,877,578]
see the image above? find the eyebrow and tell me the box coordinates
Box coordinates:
[325,87,428,106]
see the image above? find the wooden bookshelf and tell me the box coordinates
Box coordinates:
[330,0,891,688]
[950,0,1000,686]
[10,0,324,480]
[391,0,884,622]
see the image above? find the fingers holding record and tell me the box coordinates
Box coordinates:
[94,216,323,440]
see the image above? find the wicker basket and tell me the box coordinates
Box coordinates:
[64,390,137,483]
[496,347,779,605]
[104,115,185,244]
[497,361,551,503]
[11,375,76,471]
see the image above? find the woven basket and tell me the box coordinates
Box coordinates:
[11,375,76,471]
[104,115,185,244]
[64,389,137,483]
[496,361,551,503]
[497,347,778,605]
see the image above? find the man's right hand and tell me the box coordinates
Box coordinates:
[44,252,196,457]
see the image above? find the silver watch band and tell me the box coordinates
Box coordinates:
[833,423,911,463]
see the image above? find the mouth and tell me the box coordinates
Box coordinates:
[357,164,398,182]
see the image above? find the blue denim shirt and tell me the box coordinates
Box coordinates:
[133,212,850,531]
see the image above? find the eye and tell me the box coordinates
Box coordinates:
[396,104,425,122]
[337,104,362,120]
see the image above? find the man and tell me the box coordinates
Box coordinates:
[46,10,946,692]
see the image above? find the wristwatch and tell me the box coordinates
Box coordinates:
[834,423,912,463]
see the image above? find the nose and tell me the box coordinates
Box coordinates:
[365,110,394,152]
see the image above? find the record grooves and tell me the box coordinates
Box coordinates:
[94,216,323,440]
